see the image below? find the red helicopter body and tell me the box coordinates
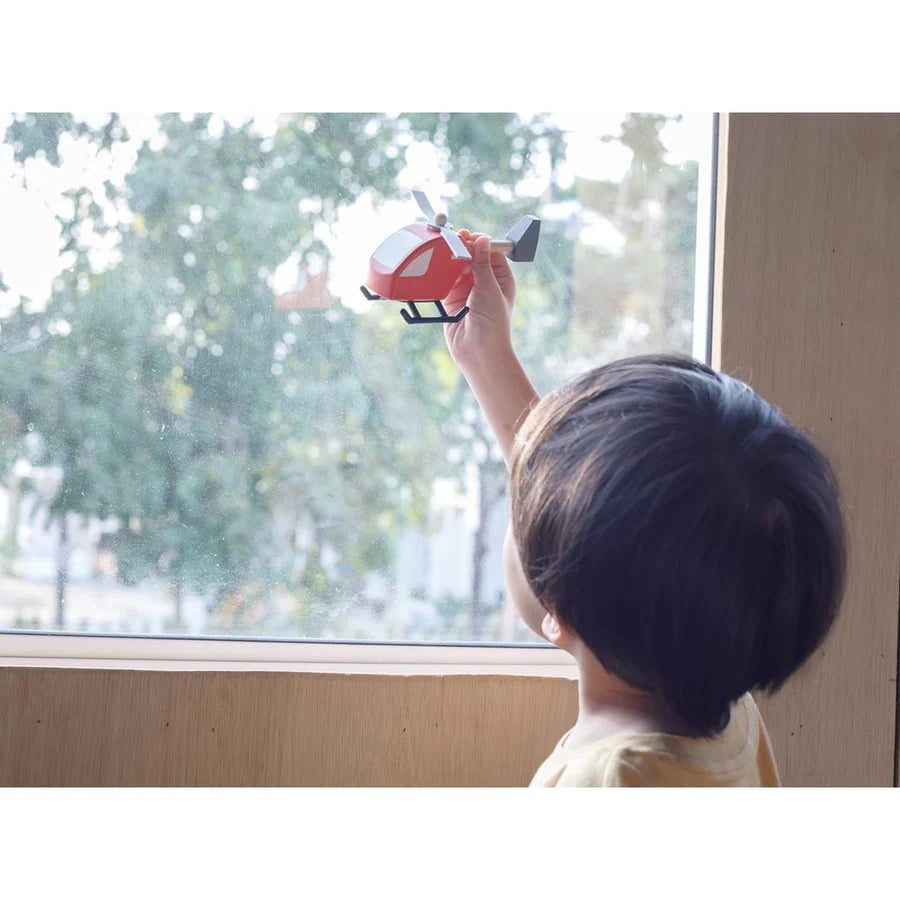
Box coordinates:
[361,189,540,324]
[365,222,466,303]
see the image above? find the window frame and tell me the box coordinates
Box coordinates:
[0,631,576,676]
[0,114,718,675]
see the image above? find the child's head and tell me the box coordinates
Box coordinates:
[509,354,846,737]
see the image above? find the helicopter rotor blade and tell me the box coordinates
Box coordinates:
[440,226,472,260]
[411,189,437,223]
[411,189,470,259]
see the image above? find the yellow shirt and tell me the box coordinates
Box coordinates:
[530,693,780,787]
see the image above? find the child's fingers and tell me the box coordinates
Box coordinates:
[461,230,486,250]
[464,231,514,299]
[443,269,474,314]
[470,235,501,301]
[490,252,515,298]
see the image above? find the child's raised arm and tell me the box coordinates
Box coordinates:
[442,232,540,466]
[443,233,546,639]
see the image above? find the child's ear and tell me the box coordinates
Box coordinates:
[541,611,570,649]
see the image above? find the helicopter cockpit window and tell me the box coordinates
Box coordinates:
[0,112,713,645]
[399,248,433,278]
[372,229,422,270]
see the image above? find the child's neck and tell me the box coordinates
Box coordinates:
[565,642,692,750]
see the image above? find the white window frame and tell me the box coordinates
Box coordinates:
[692,113,717,363]
[0,631,577,677]
[0,116,715,680]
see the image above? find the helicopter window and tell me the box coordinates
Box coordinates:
[399,248,433,278]
[372,229,422,270]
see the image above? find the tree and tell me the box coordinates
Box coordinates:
[356,113,573,637]
[2,113,509,631]
[571,113,698,364]
[1,111,702,640]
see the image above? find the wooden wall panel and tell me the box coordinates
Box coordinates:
[715,114,900,785]
[0,668,578,786]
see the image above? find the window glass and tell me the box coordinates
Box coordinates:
[0,112,713,643]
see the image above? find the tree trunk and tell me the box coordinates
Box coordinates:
[55,514,69,630]
[470,449,507,640]
[2,474,21,576]
[471,491,487,639]
[172,579,184,627]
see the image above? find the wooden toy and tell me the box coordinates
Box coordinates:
[360,190,541,324]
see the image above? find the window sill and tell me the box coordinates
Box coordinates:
[0,632,578,677]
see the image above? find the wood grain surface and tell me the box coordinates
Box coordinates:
[715,113,900,785]
[0,668,578,786]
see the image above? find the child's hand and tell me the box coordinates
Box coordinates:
[441,230,538,467]
[442,231,517,367]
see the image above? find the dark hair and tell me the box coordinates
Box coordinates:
[510,354,846,737]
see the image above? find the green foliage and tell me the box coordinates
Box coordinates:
[568,113,697,365]
[0,111,703,639]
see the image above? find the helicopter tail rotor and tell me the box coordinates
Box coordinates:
[504,215,541,262]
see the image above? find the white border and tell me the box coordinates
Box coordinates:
[0,632,577,677]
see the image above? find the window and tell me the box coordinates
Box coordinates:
[0,112,714,646]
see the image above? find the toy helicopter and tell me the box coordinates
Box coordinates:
[360,189,541,324]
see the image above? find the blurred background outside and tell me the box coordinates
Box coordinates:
[0,112,712,642]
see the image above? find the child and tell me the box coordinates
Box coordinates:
[441,232,846,786]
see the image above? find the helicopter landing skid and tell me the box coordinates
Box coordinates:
[400,301,469,325]
[359,286,468,324]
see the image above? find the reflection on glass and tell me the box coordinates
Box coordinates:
[0,112,712,642]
